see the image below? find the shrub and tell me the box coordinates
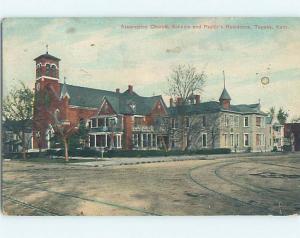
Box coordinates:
[272,146,278,152]
[282,145,292,152]
[105,148,231,158]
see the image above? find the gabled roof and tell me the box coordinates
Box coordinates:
[169,101,267,116]
[219,88,231,101]
[60,83,164,115]
[60,82,70,99]
[34,53,61,61]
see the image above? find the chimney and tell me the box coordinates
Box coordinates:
[128,85,133,94]
[169,98,174,107]
[176,97,183,106]
[116,88,120,93]
[195,95,200,104]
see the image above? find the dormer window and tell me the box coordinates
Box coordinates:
[128,102,136,113]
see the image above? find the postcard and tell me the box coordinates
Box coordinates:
[1,17,300,216]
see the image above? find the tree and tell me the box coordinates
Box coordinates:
[69,119,90,150]
[268,106,276,120]
[277,107,289,125]
[49,109,78,162]
[3,82,34,158]
[167,64,206,150]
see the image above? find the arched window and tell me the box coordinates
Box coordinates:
[50,64,57,78]
[45,64,51,76]
[36,63,42,77]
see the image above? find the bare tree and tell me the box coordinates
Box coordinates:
[49,109,78,162]
[167,64,206,150]
[186,113,220,150]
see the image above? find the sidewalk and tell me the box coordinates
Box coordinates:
[71,152,300,167]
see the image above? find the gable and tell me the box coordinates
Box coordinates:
[150,99,168,116]
[98,99,116,115]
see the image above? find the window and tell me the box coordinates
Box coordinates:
[244,116,249,127]
[256,134,265,146]
[224,115,229,127]
[89,135,95,147]
[203,116,206,127]
[171,118,177,129]
[244,133,249,146]
[185,117,190,128]
[256,117,261,127]
[36,63,42,77]
[234,115,239,127]
[134,117,143,127]
[230,134,234,147]
[236,134,239,147]
[91,118,97,128]
[50,65,57,77]
[229,115,234,127]
[224,134,228,147]
[202,133,207,147]
[45,64,51,76]
[98,118,105,127]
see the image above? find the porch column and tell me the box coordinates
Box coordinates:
[150,134,153,148]
[105,134,107,147]
[94,134,96,148]
[141,133,143,148]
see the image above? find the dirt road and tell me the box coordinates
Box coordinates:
[2,153,300,215]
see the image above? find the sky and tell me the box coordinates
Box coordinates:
[2,17,300,119]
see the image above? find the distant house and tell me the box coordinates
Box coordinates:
[2,120,33,153]
[272,121,285,151]
[168,86,273,152]
[284,123,300,151]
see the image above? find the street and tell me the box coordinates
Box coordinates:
[2,153,300,215]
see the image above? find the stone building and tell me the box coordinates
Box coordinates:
[168,85,273,152]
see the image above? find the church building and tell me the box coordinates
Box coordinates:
[32,52,169,151]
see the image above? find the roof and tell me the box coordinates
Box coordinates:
[169,101,267,116]
[60,83,165,115]
[219,88,231,100]
[34,53,61,61]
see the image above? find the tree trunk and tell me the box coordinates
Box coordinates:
[63,137,69,162]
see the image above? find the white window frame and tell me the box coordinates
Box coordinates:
[171,118,177,129]
[256,116,262,127]
[244,133,250,147]
[230,133,234,147]
[229,115,234,127]
[91,118,97,128]
[224,114,229,127]
[236,134,239,147]
[202,133,207,148]
[244,116,249,127]
[235,115,239,127]
[224,133,228,147]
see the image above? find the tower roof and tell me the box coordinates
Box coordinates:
[219,88,231,101]
[60,78,70,99]
[34,52,61,61]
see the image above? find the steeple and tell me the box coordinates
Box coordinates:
[34,47,60,80]
[219,71,231,109]
[60,77,70,99]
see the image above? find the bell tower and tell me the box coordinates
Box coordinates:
[34,46,61,92]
